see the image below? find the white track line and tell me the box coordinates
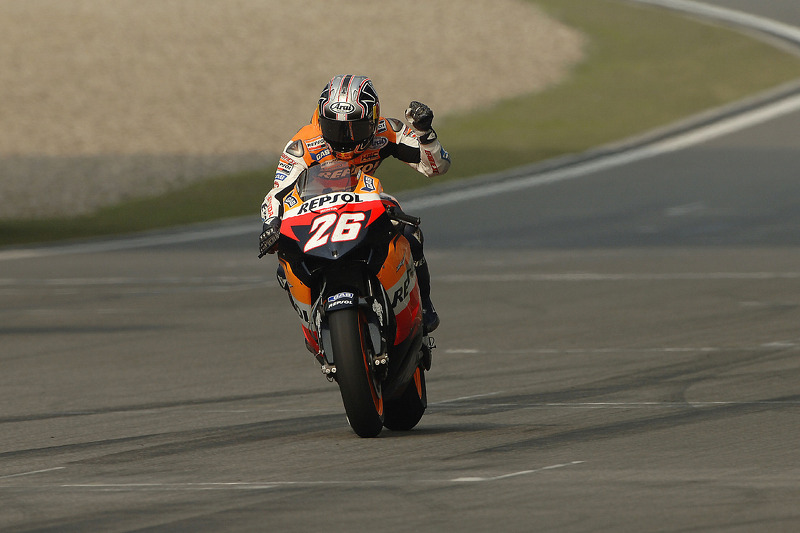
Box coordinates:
[438,272,800,282]
[49,463,586,491]
[2,2,799,262]
[633,0,800,44]
[0,467,65,480]
[0,223,254,262]
[432,401,800,409]
[403,92,800,211]
[2,93,799,263]
[452,461,585,482]
[2,272,798,287]
[443,343,798,355]
[432,391,504,405]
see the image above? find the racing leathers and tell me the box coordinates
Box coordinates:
[261,108,451,336]
[261,109,450,221]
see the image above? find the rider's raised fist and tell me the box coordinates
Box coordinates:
[405,101,434,133]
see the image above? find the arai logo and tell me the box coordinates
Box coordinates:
[328,101,356,114]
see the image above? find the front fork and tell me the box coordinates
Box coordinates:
[312,280,391,382]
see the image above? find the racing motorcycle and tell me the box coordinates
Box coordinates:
[272,159,434,437]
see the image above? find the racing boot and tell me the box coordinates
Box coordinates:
[402,223,439,334]
[416,259,440,334]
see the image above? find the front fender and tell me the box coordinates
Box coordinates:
[318,289,386,368]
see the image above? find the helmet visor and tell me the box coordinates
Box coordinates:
[319,116,375,152]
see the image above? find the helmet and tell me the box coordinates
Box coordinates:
[318,75,380,160]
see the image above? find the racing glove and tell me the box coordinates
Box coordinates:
[405,101,437,144]
[258,217,281,258]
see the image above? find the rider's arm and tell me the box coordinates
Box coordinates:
[261,141,308,221]
[386,102,451,177]
[390,122,451,177]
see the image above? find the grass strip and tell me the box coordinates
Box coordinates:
[3,0,800,246]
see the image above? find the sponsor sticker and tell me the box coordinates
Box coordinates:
[360,151,381,163]
[361,175,376,192]
[327,291,354,303]
[370,136,388,149]
[355,161,380,175]
[297,193,362,214]
[326,291,356,310]
[425,149,439,173]
[328,101,356,114]
[307,137,326,148]
[312,148,332,161]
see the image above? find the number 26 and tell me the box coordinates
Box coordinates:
[304,212,366,252]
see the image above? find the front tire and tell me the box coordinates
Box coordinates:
[330,308,384,437]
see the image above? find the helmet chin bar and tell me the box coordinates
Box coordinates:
[333,150,358,161]
[329,136,372,161]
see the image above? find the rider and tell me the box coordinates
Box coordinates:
[259,74,451,334]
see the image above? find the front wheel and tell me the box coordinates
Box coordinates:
[329,308,384,437]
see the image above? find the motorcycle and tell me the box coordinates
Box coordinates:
[272,158,434,437]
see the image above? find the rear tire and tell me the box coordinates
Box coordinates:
[383,367,427,431]
[330,308,384,438]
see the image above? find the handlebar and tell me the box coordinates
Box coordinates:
[385,205,421,226]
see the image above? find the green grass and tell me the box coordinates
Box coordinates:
[4,0,800,247]
[0,169,268,245]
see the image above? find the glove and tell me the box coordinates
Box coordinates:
[405,101,436,143]
[258,217,281,258]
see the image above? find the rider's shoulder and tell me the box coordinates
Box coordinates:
[375,116,406,144]
[284,122,327,161]
[383,117,405,133]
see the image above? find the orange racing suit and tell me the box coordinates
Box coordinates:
[260,109,451,222]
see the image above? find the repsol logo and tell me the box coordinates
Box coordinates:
[355,161,381,175]
[290,299,309,323]
[297,193,362,214]
[390,266,415,307]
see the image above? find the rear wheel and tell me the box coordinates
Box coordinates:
[383,367,427,431]
[330,308,384,437]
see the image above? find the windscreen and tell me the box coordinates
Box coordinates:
[296,159,358,201]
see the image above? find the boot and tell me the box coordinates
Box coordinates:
[416,259,440,334]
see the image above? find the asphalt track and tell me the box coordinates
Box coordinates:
[2,2,800,531]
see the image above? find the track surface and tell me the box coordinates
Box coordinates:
[3,2,800,531]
